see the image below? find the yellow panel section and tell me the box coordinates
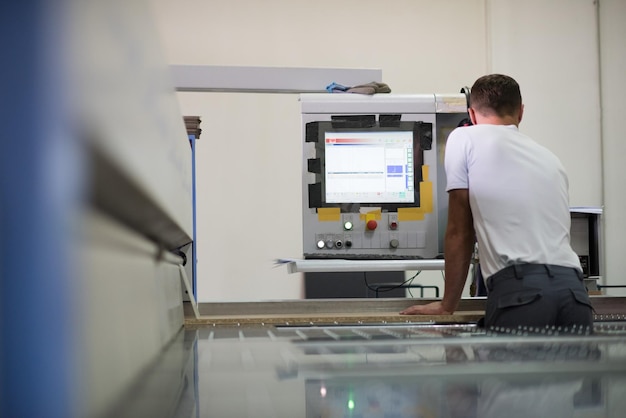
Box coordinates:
[317,207,341,221]
[420,181,433,213]
[360,209,381,222]
[398,207,425,221]
[422,165,429,182]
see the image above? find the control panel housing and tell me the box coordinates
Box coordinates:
[301,93,468,260]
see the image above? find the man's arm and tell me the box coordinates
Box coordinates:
[400,189,475,315]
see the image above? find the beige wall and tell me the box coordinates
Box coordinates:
[151,0,625,302]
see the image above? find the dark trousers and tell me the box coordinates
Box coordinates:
[484,264,593,331]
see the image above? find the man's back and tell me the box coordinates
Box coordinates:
[400,73,591,329]
[445,124,581,278]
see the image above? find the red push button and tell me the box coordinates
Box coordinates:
[366,220,378,230]
[389,221,398,230]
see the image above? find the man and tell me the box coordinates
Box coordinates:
[400,74,593,331]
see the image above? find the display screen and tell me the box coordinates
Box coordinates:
[324,131,415,204]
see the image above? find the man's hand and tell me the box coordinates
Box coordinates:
[399,301,453,316]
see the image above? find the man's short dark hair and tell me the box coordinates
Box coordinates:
[470,74,522,117]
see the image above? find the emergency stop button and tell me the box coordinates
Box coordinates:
[366,220,378,230]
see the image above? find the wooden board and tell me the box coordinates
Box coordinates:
[184,311,484,327]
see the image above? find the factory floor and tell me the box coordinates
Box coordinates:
[106,299,626,418]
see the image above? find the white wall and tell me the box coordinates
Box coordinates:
[152,0,487,302]
[488,0,602,207]
[151,0,626,302]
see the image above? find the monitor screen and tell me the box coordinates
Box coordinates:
[324,130,415,204]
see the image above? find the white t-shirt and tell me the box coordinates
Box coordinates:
[444,124,581,278]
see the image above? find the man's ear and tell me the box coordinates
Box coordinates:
[468,108,478,125]
[518,104,524,124]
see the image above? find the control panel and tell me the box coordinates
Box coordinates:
[301,93,468,260]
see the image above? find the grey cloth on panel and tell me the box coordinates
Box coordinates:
[346,81,391,95]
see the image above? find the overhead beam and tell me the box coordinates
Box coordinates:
[170,65,382,93]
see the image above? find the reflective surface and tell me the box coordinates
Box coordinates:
[107,323,626,417]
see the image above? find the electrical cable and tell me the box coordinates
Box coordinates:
[363,271,422,295]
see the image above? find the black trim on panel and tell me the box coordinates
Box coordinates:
[330,114,376,129]
[379,114,402,127]
[305,120,426,213]
[305,122,319,143]
[307,158,321,174]
[415,122,433,150]
[308,183,322,208]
